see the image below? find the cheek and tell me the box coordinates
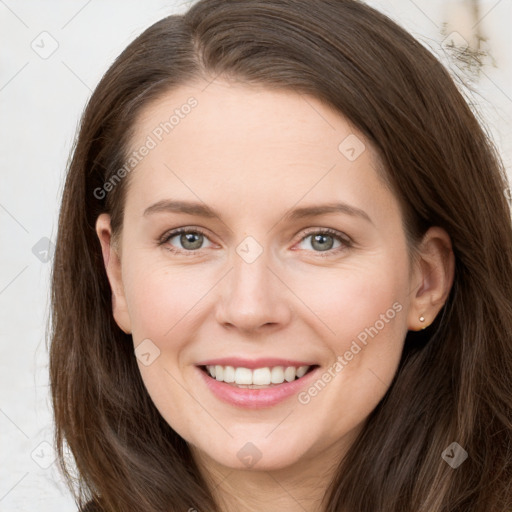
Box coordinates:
[123,264,213,438]
[124,261,216,341]
[288,265,409,438]
[296,256,409,406]
[292,259,408,348]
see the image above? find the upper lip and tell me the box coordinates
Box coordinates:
[195,357,317,369]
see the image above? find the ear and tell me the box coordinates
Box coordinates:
[95,213,132,334]
[407,226,455,331]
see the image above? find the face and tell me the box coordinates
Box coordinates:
[96,79,451,475]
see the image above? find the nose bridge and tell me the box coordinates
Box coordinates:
[215,237,291,331]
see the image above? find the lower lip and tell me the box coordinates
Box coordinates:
[196,366,320,409]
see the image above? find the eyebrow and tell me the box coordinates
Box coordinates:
[143,199,373,224]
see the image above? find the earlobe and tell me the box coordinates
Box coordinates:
[407,227,455,331]
[95,214,132,334]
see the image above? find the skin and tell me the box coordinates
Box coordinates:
[96,79,454,512]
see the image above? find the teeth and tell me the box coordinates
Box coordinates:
[284,366,296,382]
[235,367,252,385]
[253,368,271,386]
[271,366,285,384]
[205,365,311,386]
[223,366,235,383]
[296,366,308,378]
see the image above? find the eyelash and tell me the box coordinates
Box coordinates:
[158,227,353,258]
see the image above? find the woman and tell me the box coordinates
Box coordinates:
[49,0,512,511]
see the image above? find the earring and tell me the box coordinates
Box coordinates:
[419,316,425,323]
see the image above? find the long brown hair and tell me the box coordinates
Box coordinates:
[49,1,512,510]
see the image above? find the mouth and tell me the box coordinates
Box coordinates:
[194,357,322,408]
[197,364,319,389]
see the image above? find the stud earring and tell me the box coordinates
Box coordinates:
[419,316,425,323]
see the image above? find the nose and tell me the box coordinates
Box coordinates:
[215,248,293,334]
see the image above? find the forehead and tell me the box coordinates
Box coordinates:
[133,79,363,156]
[124,79,397,226]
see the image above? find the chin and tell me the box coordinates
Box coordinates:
[193,433,310,472]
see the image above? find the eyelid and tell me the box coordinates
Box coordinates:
[158,226,215,256]
[158,226,353,256]
[158,226,210,244]
[291,227,353,256]
[295,227,352,244]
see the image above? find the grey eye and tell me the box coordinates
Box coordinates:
[169,231,209,251]
[297,232,342,252]
[310,233,334,251]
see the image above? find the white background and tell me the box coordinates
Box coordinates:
[1,1,511,510]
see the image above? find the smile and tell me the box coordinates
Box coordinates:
[201,364,313,387]
[195,359,321,408]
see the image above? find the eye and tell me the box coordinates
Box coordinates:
[159,228,214,254]
[295,228,352,255]
[158,227,352,257]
